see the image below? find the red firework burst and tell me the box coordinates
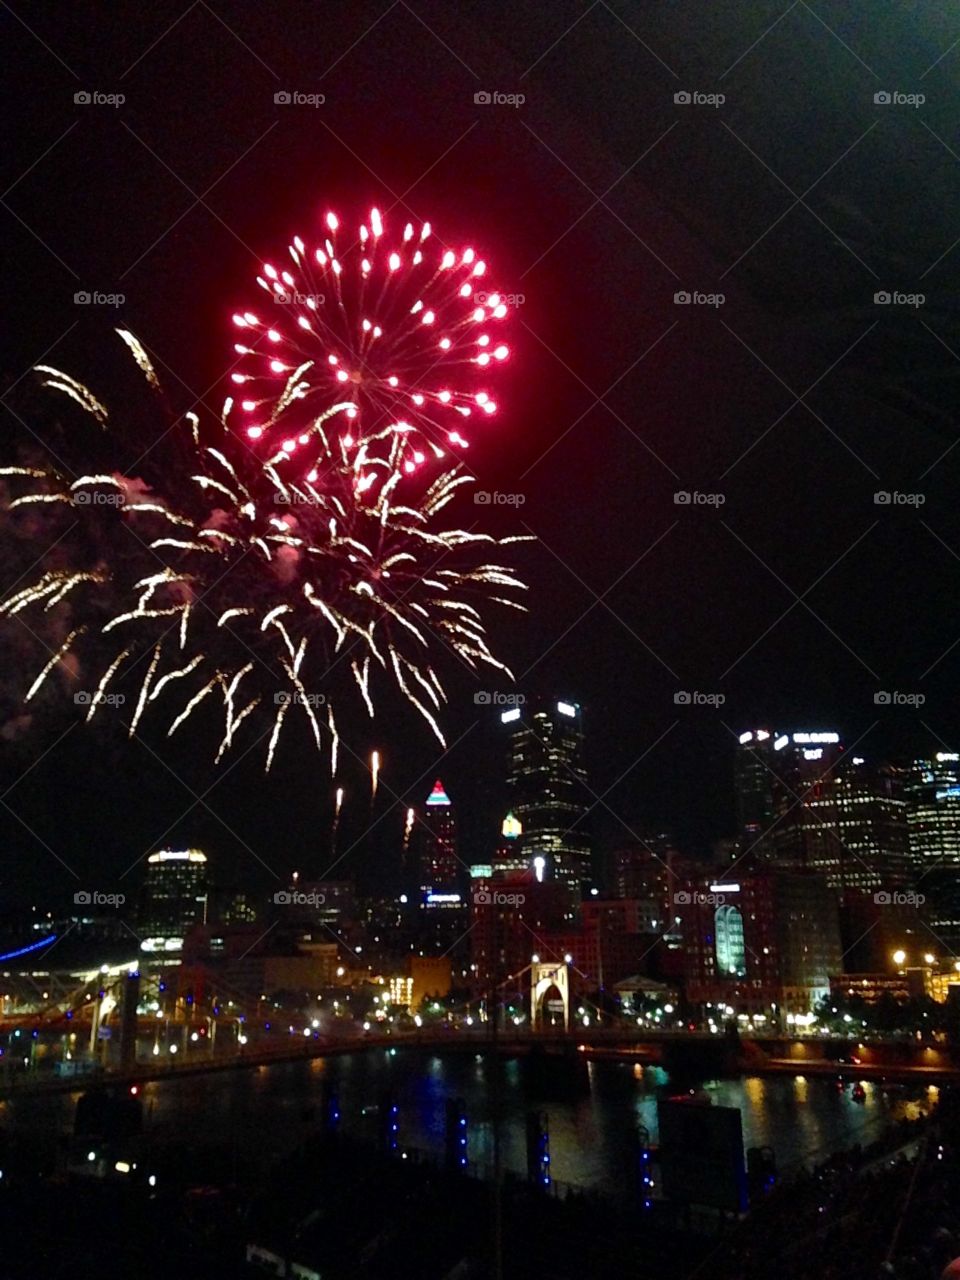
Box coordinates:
[229,207,511,492]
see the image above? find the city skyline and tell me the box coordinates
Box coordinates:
[4,6,960,1275]
[11,713,960,924]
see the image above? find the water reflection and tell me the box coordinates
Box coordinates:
[2,1051,933,1194]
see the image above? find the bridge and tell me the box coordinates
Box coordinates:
[0,954,956,1098]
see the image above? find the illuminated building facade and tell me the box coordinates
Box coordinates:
[419,779,459,895]
[740,731,908,898]
[610,834,678,919]
[764,732,845,876]
[734,730,777,842]
[493,811,528,878]
[139,849,208,952]
[674,871,842,1015]
[501,697,591,896]
[782,757,910,895]
[900,751,960,872]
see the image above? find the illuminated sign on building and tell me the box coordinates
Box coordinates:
[502,812,522,839]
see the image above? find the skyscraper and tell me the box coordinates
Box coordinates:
[737,730,911,899]
[900,751,960,873]
[734,729,777,842]
[501,698,590,896]
[764,731,846,871]
[139,849,208,952]
[419,779,459,894]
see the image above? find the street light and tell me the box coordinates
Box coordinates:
[892,949,907,967]
[924,953,936,966]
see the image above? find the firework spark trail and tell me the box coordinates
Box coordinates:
[231,207,509,489]
[0,206,529,771]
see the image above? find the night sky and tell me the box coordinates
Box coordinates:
[3,1,960,912]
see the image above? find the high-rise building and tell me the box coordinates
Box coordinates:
[610,834,678,907]
[419,779,459,895]
[493,811,528,879]
[501,698,590,896]
[734,729,777,841]
[674,869,843,1015]
[899,751,960,873]
[764,731,846,871]
[777,757,910,896]
[740,731,908,898]
[139,849,208,952]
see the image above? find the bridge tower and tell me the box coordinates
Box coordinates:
[530,961,570,1031]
